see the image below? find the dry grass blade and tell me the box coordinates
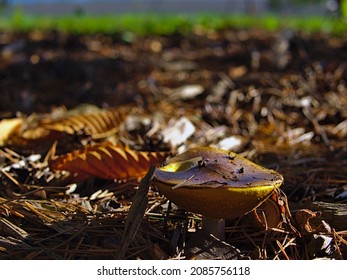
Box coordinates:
[0,217,29,240]
[118,165,155,259]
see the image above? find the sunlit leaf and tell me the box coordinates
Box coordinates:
[7,108,126,152]
[49,141,169,181]
[161,116,195,147]
[0,118,23,146]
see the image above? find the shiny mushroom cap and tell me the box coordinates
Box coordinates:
[153,147,283,219]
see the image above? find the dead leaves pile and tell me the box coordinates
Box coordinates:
[0,104,171,181]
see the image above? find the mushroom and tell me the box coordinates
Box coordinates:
[152,147,283,240]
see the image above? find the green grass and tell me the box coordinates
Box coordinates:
[0,10,346,36]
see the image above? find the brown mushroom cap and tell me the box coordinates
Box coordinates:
[153,147,283,219]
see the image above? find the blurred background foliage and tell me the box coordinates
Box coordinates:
[0,0,346,36]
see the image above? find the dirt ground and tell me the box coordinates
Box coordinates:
[0,28,347,259]
[1,28,345,114]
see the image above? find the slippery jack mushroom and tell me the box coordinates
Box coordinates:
[152,147,283,240]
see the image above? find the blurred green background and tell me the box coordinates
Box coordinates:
[0,0,346,35]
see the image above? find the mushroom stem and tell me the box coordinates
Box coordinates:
[202,216,225,240]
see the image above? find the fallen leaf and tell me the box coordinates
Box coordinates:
[49,141,169,181]
[0,118,23,146]
[161,117,195,147]
[295,209,332,236]
[213,135,246,152]
[7,108,126,152]
[163,84,204,100]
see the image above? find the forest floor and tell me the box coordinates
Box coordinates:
[0,28,347,259]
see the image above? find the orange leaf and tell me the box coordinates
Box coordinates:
[49,142,169,181]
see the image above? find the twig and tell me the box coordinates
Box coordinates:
[303,107,333,151]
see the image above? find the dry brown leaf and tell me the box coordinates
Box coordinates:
[7,108,126,151]
[295,209,332,236]
[49,142,169,181]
